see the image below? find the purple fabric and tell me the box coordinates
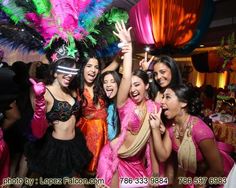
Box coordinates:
[129,0,155,44]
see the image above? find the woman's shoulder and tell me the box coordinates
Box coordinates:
[146,99,161,112]
[191,116,214,143]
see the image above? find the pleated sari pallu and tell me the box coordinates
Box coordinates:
[96,99,160,188]
[117,109,151,188]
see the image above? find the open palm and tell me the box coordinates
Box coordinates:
[113,20,132,43]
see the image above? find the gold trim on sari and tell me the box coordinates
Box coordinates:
[177,118,197,174]
[118,111,150,158]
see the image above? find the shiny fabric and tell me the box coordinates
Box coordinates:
[118,149,149,188]
[129,0,155,44]
[79,88,107,120]
[77,89,107,173]
[168,115,234,188]
[78,118,107,173]
[149,0,203,48]
[96,99,160,187]
[129,0,213,54]
[0,128,10,185]
[107,103,119,140]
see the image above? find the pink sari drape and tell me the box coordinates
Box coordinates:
[129,0,155,44]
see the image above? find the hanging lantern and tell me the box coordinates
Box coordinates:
[129,0,214,54]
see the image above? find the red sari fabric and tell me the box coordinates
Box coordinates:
[76,89,107,173]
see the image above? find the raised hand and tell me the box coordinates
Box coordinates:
[29,78,46,98]
[139,52,155,71]
[149,107,162,129]
[113,20,132,44]
[120,43,132,54]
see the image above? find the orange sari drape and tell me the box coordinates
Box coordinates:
[76,89,108,173]
[149,0,203,48]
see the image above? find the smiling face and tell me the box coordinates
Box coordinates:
[83,58,99,85]
[54,64,77,87]
[129,75,149,104]
[103,73,118,99]
[153,62,172,89]
[161,88,187,119]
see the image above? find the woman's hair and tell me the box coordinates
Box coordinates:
[101,70,121,86]
[77,50,105,106]
[45,58,78,87]
[169,84,202,116]
[152,55,183,89]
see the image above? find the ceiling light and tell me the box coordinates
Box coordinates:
[145,46,150,52]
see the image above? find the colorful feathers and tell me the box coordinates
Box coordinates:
[0,0,129,58]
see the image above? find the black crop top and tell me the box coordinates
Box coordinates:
[46,88,80,122]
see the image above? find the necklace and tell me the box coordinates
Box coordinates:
[173,115,190,139]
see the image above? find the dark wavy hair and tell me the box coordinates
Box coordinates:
[77,50,105,107]
[169,84,202,116]
[151,55,183,97]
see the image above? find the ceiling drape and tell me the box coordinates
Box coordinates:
[149,0,202,48]
[129,0,214,54]
[129,0,155,44]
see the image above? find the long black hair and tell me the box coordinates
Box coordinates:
[169,84,202,116]
[77,50,105,107]
[151,55,183,97]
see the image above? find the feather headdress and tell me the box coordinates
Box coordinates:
[0,0,129,60]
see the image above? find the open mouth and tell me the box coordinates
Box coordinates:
[88,73,95,78]
[161,106,168,116]
[87,73,96,82]
[63,76,72,85]
[131,92,140,100]
[105,88,114,97]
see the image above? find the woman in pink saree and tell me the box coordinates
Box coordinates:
[96,21,161,188]
[150,84,234,188]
